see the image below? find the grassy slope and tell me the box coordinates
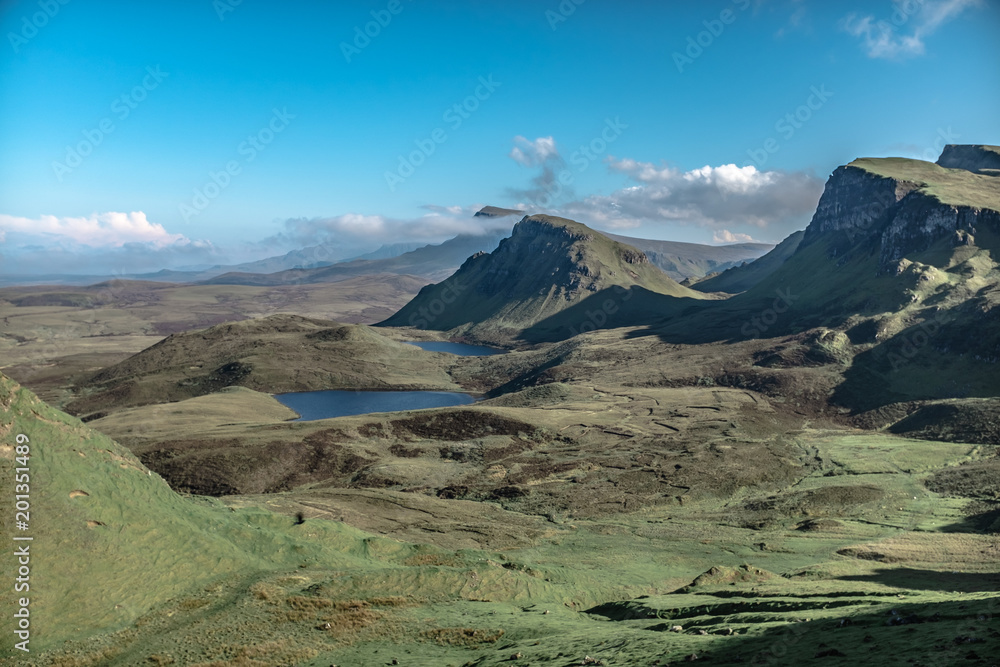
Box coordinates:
[7,372,1000,665]
[851,157,1000,212]
[603,233,773,281]
[0,372,424,652]
[64,314,462,416]
[694,230,805,294]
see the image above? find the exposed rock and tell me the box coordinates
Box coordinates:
[936,144,1000,175]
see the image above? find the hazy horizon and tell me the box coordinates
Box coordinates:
[1,0,998,276]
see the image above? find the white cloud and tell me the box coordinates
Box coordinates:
[0,211,226,276]
[556,159,823,235]
[713,229,759,244]
[0,211,187,248]
[509,136,560,167]
[277,205,513,247]
[842,0,981,60]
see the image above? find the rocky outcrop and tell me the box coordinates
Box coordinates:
[878,195,998,270]
[801,148,1000,274]
[801,165,920,245]
[936,144,1000,175]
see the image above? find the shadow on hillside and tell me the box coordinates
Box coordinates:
[518,285,709,344]
[837,568,1000,594]
[833,311,1000,414]
[590,594,1000,665]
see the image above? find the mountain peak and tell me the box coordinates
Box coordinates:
[474,205,525,218]
[380,214,705,342]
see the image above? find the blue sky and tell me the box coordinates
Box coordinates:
[0,0,998,274]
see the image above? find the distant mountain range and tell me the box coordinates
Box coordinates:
[2,202,776,289]
[604,234,772,282]
[201,229,514,286]
[692,231,804,294]
[200,208,775,288]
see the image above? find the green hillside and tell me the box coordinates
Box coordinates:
[0,372,406,652]
[694,230,804,294]
[65,314,461,417]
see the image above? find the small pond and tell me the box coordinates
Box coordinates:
[274,389,476,421]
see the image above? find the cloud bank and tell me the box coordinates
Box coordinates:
[0,211,220,276]
[0,211,188,248]
[274,204,516,248]
[557,159,824,240]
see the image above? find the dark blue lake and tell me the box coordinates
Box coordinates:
[274,390,476,421]
[405,341,505,356]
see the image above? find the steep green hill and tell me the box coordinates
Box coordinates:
[650,148,1000,413]
[0,372,410,652]
[380,214,710,342]
[694,230,804,294]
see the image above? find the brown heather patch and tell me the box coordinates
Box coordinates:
[190,639,318,667]
[420,627,506,646]
[48,647,124,667]
[248,582,282,603]
[285,595,334,611]
[404,552,464,567]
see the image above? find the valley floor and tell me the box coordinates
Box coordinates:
[1,295,998,666]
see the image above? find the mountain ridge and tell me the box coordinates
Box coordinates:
[380,214,709,342]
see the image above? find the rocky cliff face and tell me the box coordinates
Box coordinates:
[802,165,920,245]
[801,146,1000,274]
[936,144,1000,174]
[878,196,998,271]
